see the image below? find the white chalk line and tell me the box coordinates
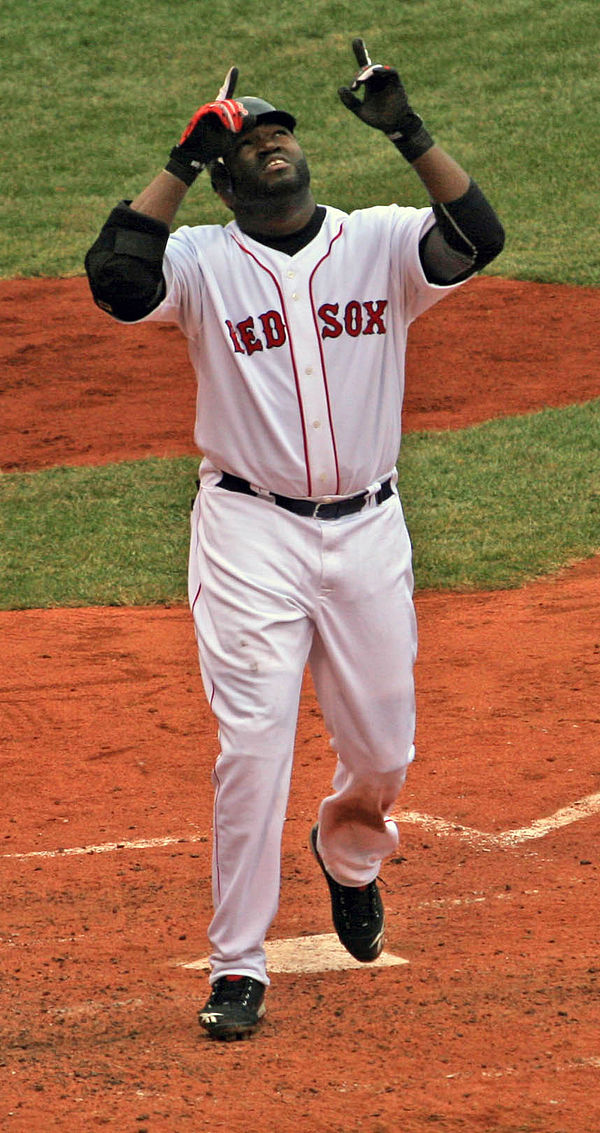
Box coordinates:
[3,833,204,860]
[3,791,600,862]
[393,791,600,850]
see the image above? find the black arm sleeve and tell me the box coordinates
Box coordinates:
[84,201,170,322]
[419,178,505,285]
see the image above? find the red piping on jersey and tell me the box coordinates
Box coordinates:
[212,749,223,903]
[229,231,313,496]
[308,221,345,495]
[208,685,222,901]
[190,580,202,617]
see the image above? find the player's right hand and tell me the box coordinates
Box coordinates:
[177,98,250,161]
[166,67,254,186]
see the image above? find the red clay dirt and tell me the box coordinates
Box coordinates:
[1,275,599,1132]
[1,274,599,472]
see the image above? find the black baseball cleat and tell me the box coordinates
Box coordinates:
[198,975,266,1041]
[310,823,385,962]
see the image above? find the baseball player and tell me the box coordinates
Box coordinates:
[85,39,504,1041]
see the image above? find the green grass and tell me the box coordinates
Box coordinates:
[0,458,199,609]
[2,0,599,283]
[1,403,598,610]
[400,402,600,590]
[1,0,598,612]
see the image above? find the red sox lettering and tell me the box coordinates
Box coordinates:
[226,310,287,354]
[319,299,388,339]
[225,298,388,355]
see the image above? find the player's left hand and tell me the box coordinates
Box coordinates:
[338,38,413,134]
[338,38,434,161]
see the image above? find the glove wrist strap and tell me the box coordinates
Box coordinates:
[165,145,204,186]
[387,117,434,163]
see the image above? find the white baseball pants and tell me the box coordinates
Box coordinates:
[188,473,417,986]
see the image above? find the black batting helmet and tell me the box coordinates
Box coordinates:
[237,96,296,133]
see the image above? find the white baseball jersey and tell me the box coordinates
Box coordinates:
[145,203,463,498]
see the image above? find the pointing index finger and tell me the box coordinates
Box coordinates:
[217,66,238,101]
[352,38,372,68]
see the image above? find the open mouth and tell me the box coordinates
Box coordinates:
[263,157,289,171]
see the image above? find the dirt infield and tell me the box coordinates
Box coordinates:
[2,274,600,472]
[1,275,599,1131]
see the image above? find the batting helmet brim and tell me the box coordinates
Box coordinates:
[237,96,296,133]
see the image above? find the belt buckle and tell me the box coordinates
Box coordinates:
[312,492,366,520]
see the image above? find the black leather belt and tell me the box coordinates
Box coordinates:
[217,472,394,520]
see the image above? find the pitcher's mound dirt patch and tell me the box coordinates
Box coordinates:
[1,274,598,471]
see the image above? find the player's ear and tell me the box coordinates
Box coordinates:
[209,159,234,208]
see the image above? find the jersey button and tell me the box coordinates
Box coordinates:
[305,366,313,375]
[286,270,295,279]
[312,420,321,429]
[291,292,299,301]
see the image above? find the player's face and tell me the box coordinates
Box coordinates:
[225,123,310,204]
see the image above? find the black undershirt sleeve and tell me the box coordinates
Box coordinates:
[85,201,170,322]
[419,179,505,285]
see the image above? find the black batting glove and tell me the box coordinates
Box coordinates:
[338,38,434,163]
[165,67,254,186]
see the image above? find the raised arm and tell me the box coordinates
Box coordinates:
[338,38,505,283]
[84,68,252,320]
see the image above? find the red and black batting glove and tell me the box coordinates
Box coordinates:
[165,66,253,185]
[338,38,434,163]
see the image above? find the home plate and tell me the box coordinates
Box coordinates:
[181,933,409,974]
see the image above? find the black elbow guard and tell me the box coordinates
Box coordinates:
[84,201,170,322]
[433,179,505,272]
